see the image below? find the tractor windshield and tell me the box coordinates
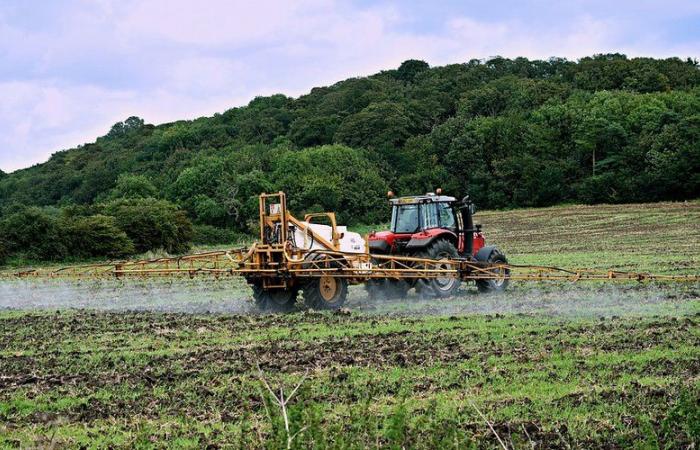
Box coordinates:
[391,204,420,233]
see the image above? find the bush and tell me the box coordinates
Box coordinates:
[0,207,68,260]
[0,237,8,264]
[61,215,135,258]
[106,173,158,200]
[191,224,246,245]
[102,198,193,254]
[271,145,389,225]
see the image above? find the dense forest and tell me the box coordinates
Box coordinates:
[1,54,699,262]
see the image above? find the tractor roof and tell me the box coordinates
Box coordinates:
[390,193,457,205]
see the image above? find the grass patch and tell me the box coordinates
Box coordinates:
[1,311,699,448]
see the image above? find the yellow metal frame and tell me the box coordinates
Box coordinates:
[4,246,698,283]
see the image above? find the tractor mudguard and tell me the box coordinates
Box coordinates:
[368,239,390,253]
[475,245,504,262]
[405,231,457,251]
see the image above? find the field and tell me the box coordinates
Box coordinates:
[1,201,699,449]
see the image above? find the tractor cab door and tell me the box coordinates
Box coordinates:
[391,204,421,234]
[437,202,457,231]
[437,202,463,253]
[421,202,440,230]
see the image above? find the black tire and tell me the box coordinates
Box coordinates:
[303,275,348,309]
[252,284,298,312]
[416,239,461,298]
[302,254,348,310]
[365,279,410,300]
[476,250,510,293]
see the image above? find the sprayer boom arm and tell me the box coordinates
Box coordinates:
[3,248,697,283]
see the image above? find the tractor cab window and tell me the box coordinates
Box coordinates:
[392,204,420,233]
[438,202,456,229]
[421,202,439,230]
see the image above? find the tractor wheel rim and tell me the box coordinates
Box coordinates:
[435,254,455,291]
[319,275,338,302]
[492,265,506,287]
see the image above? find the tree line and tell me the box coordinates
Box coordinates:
[0,54,698,263]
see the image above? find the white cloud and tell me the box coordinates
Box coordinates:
[444,15,619,60]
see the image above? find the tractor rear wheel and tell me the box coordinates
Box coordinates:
[476,250,510,293]
[252,285,298,312]
[416,239,461,298]
[304,274,348,309]
[302,253,348,310]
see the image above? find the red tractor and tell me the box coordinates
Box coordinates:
[367,190,508,298]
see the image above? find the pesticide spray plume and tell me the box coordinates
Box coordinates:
[0,277,254,314]
[350,283,700,318]
[2,279,697,319]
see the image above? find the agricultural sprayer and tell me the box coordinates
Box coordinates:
[3,191,698,312]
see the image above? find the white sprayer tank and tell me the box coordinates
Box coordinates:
[293,222,366,253]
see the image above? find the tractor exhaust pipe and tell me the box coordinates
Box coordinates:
[460,196,475,257]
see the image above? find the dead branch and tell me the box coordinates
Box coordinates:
[257,365,309,450]
[470,401,508,450]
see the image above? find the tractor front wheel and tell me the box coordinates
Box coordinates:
[476,250,510,293]
[416,239,461,298]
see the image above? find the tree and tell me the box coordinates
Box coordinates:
[0,236,8,264]
[0,54,697,242]
[230,95,294,144]
[395,59,430,83]
[107,116,145,139]
[103,198,193,254]
[334,102,413,155]
[227,170,274,231]
[643,114,700,199]
[107,174,158,199]
[272,145,389,225]
[169,157,230,225]
[0,207,67,260]
[61,215,135,258]
[192,194,228,226]
[288,115,339,148]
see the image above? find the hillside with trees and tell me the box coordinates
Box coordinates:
[1,54,698,262]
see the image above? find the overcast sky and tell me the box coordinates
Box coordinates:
[0,0,698,172]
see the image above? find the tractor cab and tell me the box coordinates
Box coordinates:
[391,194,458,234]
[368,191,485,257]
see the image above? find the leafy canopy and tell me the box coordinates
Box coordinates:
[1,54,698,261]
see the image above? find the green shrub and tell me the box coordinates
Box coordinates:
[61,215,135,258]
[0,237,8,264]
[191,224,245,245]
[102,198,193,254]
[0,207,68,260]
[271,145,389,225]
[106,173,158,200]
